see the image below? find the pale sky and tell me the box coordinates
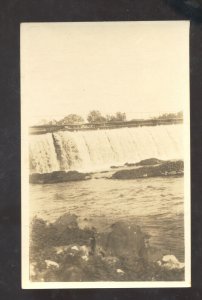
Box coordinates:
[21,21,189,125]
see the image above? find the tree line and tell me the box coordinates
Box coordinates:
[38,111,126,126]
[153,111,183,120]
[36,110,182,126]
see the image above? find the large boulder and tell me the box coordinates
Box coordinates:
[53,213,79,230]
[29,170,91,184]
[102,221,148,259]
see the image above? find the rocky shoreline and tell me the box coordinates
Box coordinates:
[29,158,184,184]
[112,160,184,180]
[30,213,184,282]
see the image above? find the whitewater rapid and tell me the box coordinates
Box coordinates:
[29,124,183,174]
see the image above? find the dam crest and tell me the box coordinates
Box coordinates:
[29,124,183,174]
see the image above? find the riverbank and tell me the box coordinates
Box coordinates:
[30,213,184,282]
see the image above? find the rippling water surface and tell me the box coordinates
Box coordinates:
[30,176,184,261]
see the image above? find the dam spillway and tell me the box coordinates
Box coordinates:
[29,124,183,174]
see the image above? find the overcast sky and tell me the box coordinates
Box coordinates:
[21,21,189,125]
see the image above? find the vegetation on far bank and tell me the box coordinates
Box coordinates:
[32,111,183,127]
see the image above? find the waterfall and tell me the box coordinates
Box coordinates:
[29,124,183,173]
[29,134,60,173]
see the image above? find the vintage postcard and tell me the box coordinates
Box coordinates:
[21,21,190,288]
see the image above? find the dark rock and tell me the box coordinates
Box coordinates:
[30,214,96,253]
[29,170,91,184]
[146,247,165,262]
[135,158,165,166]
[110,165,121,169]
[125,158,164,167]
[54,213,78,230]
[102,221,147,259]
[58,266,85,281]
[112,160,184,180]
[124,162,136,167]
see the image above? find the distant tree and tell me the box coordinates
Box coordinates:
[106,114,116,122]
[87,110,106,123]
[58,114,84,125]
[106,112,126,122]
[115,112,126,122]
[154,111,183,120]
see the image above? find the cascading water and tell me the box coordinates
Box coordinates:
[29,124,183,174]
[29,134,60,173]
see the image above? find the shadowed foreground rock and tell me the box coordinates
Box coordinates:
[30,170,91,184]
[30,213,184,282]
[112,160,183,180]
[102,221,148,259]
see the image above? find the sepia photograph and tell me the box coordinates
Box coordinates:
[21,21,190,288]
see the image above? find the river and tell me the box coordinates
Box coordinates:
[30,175,184,262]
